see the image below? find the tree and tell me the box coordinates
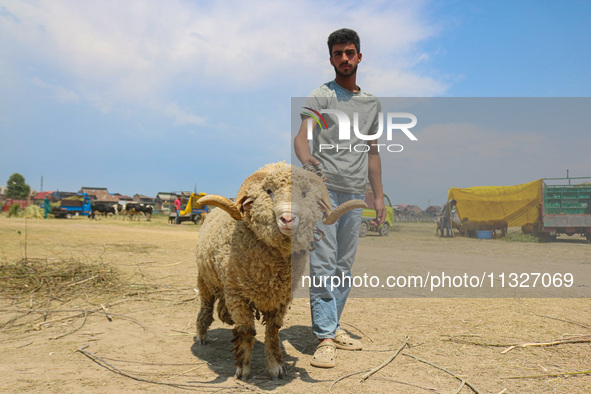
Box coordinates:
[6,173,31,199]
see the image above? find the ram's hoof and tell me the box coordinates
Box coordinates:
[196,333,208,345]
[268,362,286,380]
[234,365,250,381]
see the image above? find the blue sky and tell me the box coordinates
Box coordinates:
[1,0,590,208]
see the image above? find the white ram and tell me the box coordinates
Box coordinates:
[195,162,366,380]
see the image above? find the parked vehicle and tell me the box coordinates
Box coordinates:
[541,177,591,241]
[171,193,210,224]
[359,193,395,237]
[53,193,92,218]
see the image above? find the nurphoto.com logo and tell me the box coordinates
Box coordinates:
[303,107,418,153]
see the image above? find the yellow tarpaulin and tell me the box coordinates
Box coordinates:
[180,193,207,216]
[448,179,542,227]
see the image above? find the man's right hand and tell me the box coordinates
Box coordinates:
[303,161,326,180]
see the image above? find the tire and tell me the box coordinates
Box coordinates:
[66,213,72,219]
[359,221,369,237]
[379,223,390,237]
[586,232,591,243]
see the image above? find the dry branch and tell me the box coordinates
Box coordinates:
[359,336,409,382]
[502,370,591,379]
[50,310,88,340]
[75,344,241,391]
[403,353,482,394]
[501,336,591,354]
[329,369,371,392]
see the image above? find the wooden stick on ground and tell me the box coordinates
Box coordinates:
[403,353,482,394]
[501,337,591,354]
[329,369,371,392]
[359,336,409,382]
[50,310,88,340]
[502,370,591,379]
[75,344,238,391]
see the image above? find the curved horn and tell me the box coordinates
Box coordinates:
[322,200,367,225]
[197,195,243,221]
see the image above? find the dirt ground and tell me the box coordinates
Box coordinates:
[1,214,590,393]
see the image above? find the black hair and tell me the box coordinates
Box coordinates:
[327,28,360,55]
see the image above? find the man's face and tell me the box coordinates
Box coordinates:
[330,42,361,78]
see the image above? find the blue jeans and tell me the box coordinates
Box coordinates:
[441,216,451,236]
[309,189,364,339]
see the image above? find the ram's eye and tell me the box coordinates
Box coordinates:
[301,190,307,198]
[266,189,274,199]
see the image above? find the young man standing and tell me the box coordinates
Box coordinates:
[440,199,457,237]
[174,195,182,224]
[294,28,386,368]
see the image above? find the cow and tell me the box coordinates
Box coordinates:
[90,202,118,220]
[125,203,154,221]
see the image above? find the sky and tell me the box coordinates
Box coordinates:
[1,0,590,208]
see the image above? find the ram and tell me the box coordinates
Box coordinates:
[195,162,366,380]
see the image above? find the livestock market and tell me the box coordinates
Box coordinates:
[1,171,590,392]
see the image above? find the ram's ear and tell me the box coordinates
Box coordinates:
[197,195,243,221]
[240,197,255,212]
[235,167,270,214]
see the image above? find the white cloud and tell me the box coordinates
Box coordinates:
[2,0,448,89]
[1,1,449,107]
[30,77,80,104]
[165,103,207,126]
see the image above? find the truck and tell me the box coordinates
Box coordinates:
[359,193,395,237]
[541,177,591,242]
[52,193,92,219]
[171,193,211,224]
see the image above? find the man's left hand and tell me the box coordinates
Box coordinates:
[371,198,386,226]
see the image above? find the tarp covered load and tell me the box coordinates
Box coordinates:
[448,179,542,227]
[180,192,207,216]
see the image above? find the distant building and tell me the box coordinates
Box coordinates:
[33,191,54,202]
[79,187,117,202]
[394,204,423,221]
[425,205,442,217]
[134,194,156,205]
[113,193,133,202]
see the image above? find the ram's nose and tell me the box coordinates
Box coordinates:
[274,203,300,236]
[280,213,294,226]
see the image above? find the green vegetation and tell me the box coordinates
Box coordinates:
[6,173,31,199]
[501,233,540,243]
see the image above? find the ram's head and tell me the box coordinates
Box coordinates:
[197,162,366,253]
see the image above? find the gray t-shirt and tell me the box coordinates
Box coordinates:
[301,80,382,194]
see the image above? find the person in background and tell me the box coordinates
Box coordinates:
[440,199,457,237]
[44,195,51,219]
[174,195,182,224]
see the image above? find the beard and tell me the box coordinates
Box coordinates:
[333,62,358,78]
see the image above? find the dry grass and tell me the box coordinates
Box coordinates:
[0,258,121,302]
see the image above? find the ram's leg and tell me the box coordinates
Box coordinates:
[228,297,256,380]
[196,280,215,344]
[262,310,286,380]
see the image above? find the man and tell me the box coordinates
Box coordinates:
[174,195,182,224]
[43,195,51,219]
[440,199,457,237]
[294,28,386,368]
